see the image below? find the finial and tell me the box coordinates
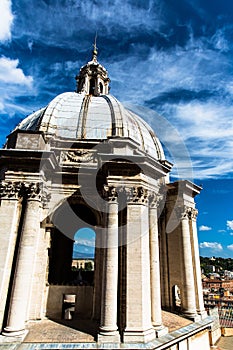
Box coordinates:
[92,32,98,61]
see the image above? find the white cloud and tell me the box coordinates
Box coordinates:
[211,28,230,52]
[199,225,212,231]
[10,0,163,47]
[0,57,33,86]
[106,26,233,180]
[0,0,13,42]
[0,57,34,116]
[199,242,223,251]
[75,238,95,247]
[227,220,233,230]
[227,244,233,251]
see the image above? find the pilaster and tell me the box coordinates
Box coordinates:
[177,205,199,321]
[189,208,207,319]
[149,193,168,337]
[0,181,23,332]
[123,186,155,343]
[98,186,120,343]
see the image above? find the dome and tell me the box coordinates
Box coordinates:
[16,92,164,160]
[14,47,165,160]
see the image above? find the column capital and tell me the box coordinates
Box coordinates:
[25,182,51,206]
[103,185,118,203]
[189,208,198,221]
[126,186,148,204]
[175,205,197,220]
[149,192,163,209]
[0,181,24,200]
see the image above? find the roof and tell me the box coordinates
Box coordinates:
[16,92,165,160]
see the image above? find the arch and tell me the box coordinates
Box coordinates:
[172,285,181,312]
[99,82,103,94]
[72,228,96,285]
[89,78,96,95]
[45,198,102,326]
[48,201,98,284]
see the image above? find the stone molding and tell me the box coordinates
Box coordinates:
[175,205,198,221]
[60,150,96,164]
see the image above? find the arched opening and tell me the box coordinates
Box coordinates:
[172,285,181,312]
[46,200,100,327]
[72,228,96,286]
[99,82,103,94]
[89,78,96,95]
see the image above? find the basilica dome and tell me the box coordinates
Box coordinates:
[14,48,164,160]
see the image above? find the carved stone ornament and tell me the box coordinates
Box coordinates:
[25,182,51,206]
[189,208,198,221]
[0,181,24,199]
[103,185,118,202]
[175,205,198,221]
[149,192,163,208]
[126,186,148,204]
[60,150,96,164]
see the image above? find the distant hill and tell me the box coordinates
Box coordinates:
[200,256,233,273]
[72,243,94,259]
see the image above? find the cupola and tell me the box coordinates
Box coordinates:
[75,42,110,96]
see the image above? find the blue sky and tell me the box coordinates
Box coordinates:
[0,0,233,258]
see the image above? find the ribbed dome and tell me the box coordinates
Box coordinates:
[16,92,164,160]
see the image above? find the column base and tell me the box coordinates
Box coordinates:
[198,310,208,320]
[182,312,201,322]
[153,325,168,337]
[97,330,120,344]
[123,327,155,343]
[2,327,28,338]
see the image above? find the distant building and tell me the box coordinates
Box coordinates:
[224,270,233,279]
[206,265,216,272]
[202,278,233,292]
[72,259,94,270]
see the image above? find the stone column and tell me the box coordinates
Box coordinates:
[149,194,167,337]
[98,186,120,343]
[0,182,23,332]
[178,206,198,320]
[27,226,50,320]
[190,209,207,318]
[3,183,43,336]
[123,187,155,343]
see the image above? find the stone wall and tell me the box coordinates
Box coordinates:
[46,285,94,319]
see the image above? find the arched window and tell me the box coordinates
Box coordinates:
[99,82,103,94]
[89,78,96,95]
[72,228,95,284]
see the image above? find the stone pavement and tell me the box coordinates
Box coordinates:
[0,311,210,348]
[22,311,192,343]
[24,318,98,343]
[215,336,233,350]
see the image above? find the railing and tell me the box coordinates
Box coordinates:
[205,300,233,328]
[218,307,233,327]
